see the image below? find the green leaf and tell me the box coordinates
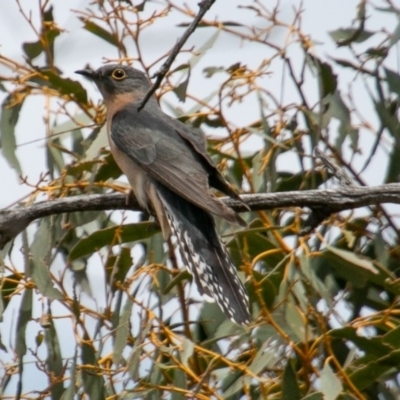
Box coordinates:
[323,91,358,153]
[285,298,306,342]
[252,269,281,309]
[310,56,337,97]
[81,332,105,399]
[320,363,342,400]
[330,327,393,358]
[329,327,400,390]
[387,136,400,182]
[34,69,88,103]
[163,269,191,295]
[65,159,102,177]
[71,127,85,155]
[83,125,108,161]
[203,66,224,78]
[23,40,43,60]
[251,340,279,372]
[282,361,301,400]
[326,246,379,274]
[16,288,32,357]
[172,65,190,102]
[22,7,60,62]
[329,28,374,45]
[251,149,265,192]
[60,350,77,399]
[382,324,400,348]
[337,395,358,400]
[69,221,159,261]
[300,255,333,306]
[275,170,326,192]
[127,322,152,381]
[190,30,220,69]
[348,349,400,390]
[365,46,388,58]
[374,232,389,267]
[375,98,400,139]
[107,247,133,291]
[30,219,63,301]
[46,139,64,178]
[0,94,23,175]
[200,301,231,335]
[45,318,64,399]
[42,6,60,62]
[80,18,121,48]
[172,359,186,400]
[127,345,141,381]
[319,61,337,97]
[113,297,132,365]
[374,101,400,182]
[0,273,22,312]
[94,152,122,181]
[384,67,400,98]
[180,338,194,367]
[222,371,248,398]
[230,219,283,268]
[301,393,323,400]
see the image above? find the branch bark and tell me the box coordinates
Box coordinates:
[1,183,399,249]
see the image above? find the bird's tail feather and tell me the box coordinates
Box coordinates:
[156,184,250,325]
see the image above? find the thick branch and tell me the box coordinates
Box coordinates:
[1,183,399,249]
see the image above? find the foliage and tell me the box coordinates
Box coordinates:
[1,0,400,399]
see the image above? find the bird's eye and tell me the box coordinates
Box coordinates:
[111,69,126,80]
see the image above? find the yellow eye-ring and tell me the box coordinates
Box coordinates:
[111,69,126,80]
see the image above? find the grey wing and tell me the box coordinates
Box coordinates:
[163,113,248,203]
[111,107,244,225]
[161,113,211,163]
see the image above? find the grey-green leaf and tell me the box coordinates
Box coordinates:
[282,361,301,400]
[113,297,132,365]
[69,221,158,261]
[16,288,32,358]
[320,362,343,400]
[0,95,23,175]
[30,219,63,300]
[45,318,64,399]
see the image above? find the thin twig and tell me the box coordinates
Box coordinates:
[137,0,216,111]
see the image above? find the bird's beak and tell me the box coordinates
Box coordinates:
[75,69,98,80]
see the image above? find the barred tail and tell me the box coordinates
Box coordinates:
[156,184,250,325]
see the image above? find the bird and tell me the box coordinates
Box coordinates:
[75,64,251,325]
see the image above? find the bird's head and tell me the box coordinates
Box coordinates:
[75,64,151,101]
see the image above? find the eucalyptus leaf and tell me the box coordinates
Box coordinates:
[81,332,105,399]
[320,362,343,400]
[326,246,379,274]
[69,221,158,261]
[329,28,374,44]
[282,361,301,400]
[45,318,64,399]
[0,94,23,174]
[30,219,63,301]
[16,289,32,357]
[113,297,132,365]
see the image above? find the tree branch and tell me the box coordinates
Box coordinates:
[1,183,399,249]
[137,0,216,111]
